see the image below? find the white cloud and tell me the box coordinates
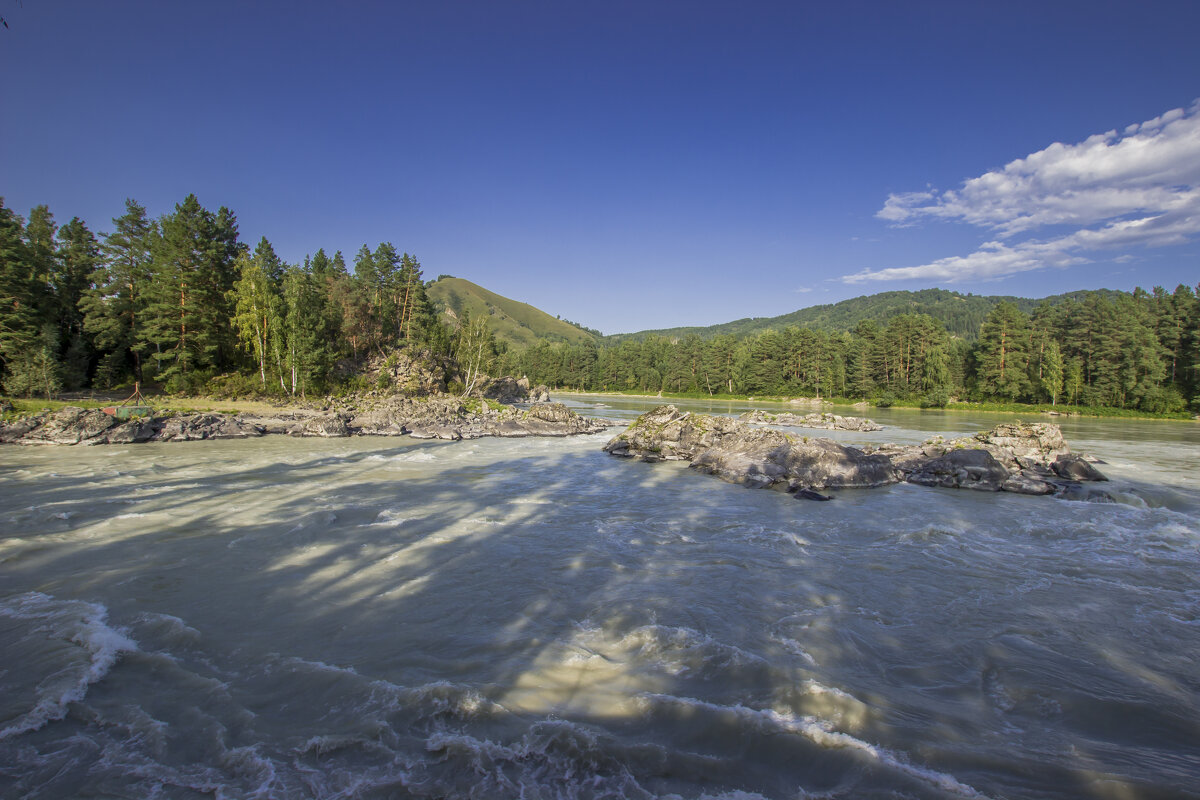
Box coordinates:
[849,100,1200,283]
[794,286,813,293]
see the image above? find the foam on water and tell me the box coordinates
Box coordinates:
[2,413,1198,799]
[0,592,137,739]
[639,694,986,799]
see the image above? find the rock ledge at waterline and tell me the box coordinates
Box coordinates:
[604,405,1109,500]
[0,400,611,446]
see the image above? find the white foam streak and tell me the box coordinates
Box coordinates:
[641,693,987,799]
[0,592,138,739]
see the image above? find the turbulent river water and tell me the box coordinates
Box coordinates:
[2,396,1198,800]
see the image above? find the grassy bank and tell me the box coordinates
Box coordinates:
[0,395,300,421]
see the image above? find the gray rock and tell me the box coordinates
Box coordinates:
[1001,472,1058,495]
[288,414,351,438]
[603,405,742,461]
[906,448,1011,491]
[608,406,896,492]
[482,376,528,404]
[157,413,263,441]
[0,413,47,443]
[1052,454,1108,482]
[692,433,897,490]
[100,418,160,444]
[406,424,463,441]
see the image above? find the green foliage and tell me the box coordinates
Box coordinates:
[427,277,597,350]
[2,193,1195,419]
[1,324,63,399]
[919,388,950,408]
[603,287,1128,345]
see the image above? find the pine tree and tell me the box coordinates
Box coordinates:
[280,265,329,396]
[0,200,39,391]
[54,217,100,388]
[976,301,1032,400]
[23,204,58,323]
[81,199,155,386]
[141,195,240,389]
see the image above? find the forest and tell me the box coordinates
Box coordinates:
[1,195,1197,415]
[505,289,1199,413]
[0,195,458,399]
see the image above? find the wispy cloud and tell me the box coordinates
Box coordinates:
[846,101,1200,283]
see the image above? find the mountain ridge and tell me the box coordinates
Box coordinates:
[600,287,1130,342]
[429,278,1135,347]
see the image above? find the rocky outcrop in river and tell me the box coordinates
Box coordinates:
[605,405,1108,500]
[0,400,610,446]
[738,409,883,431]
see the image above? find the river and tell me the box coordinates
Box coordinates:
[2,396,1198,799]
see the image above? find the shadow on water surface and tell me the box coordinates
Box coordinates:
[1,434,1199,799]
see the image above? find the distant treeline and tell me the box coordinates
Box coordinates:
[502,289,1200,413]
[3,195,1196,413]
[0,195,464,398]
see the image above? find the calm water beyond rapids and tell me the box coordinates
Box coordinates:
[2,396,1198,800]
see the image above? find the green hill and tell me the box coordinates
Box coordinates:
[427,277,598,349]
[603,288,1127,343]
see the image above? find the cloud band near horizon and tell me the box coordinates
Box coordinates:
[845,100,1200,284]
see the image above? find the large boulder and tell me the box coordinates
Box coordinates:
[481,376,529,404]
[606,406,896,493]
[288,414,351,438]
[100,418,160,444]
[1052,453,1109,482]
[2,407,121,445]
[157,413,264,441]
[607,411,1105,501]
[474,402,610,438]
[691,429,898,490]
[603,405,742,462]
[906,449,1012,492]
[960,421,1069,470]
[874,421,1105,496]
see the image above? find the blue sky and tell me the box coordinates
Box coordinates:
[2,1,1198,334]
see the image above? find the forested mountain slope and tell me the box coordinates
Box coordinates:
[604,288,1127,343]
[426,277,597,349]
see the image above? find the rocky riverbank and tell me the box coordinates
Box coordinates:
[605,405,1108,500]
[0,398,611,446]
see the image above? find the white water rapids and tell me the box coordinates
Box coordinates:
[1,396,1198,799]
